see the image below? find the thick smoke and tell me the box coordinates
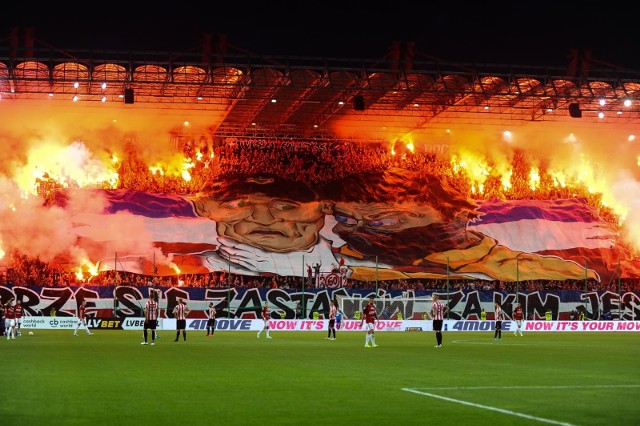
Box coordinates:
[0,101,188,269]
[0,99,638,271]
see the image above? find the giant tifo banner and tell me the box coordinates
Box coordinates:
[2,285,639,322]
[47,167,640,283]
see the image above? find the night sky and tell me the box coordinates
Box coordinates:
[2,3,640,71]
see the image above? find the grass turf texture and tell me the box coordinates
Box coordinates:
[2,330,638,426]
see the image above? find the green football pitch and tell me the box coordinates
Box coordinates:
[2,330,639,426]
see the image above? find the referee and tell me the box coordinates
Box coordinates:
[430,294,449,348]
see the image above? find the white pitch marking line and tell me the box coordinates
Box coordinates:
[413,384,640,390]
[402,388,576,426]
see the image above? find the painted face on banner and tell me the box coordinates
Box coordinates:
[332,202,444,235]
[193,193,332,253]
[332,201,472,264]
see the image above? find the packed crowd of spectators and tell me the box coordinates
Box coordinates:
[2,252,640,293]
[8,136,633,291]
[37,136,619,225]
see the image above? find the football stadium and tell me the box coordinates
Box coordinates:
[1,12,640,426]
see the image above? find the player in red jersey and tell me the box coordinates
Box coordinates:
[0,299,5,337]
[430,293,449,348]
[513,303,524,336]
[14,299,24,337]
[173,299,190,342]
[5,298,16,340]
[326,300,337,340]
[142,292,159,345]
[206,302,217,336]
[360,297,378,348]
[74,300,94,336]
[257,301,272,339]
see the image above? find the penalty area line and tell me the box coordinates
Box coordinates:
[402,388,576,426]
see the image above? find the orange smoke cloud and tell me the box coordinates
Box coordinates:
[0,98,639,268]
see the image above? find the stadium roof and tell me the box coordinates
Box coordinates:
[2,39,640,142]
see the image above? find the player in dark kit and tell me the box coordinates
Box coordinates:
[206,302,217,336]
[494,302,503,341]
